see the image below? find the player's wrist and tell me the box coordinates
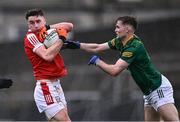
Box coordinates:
[56,28,67,43]
[59,36,66,43]
[63,40,80,49]
[95,58,100,65]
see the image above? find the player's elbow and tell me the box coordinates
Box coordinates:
[92,49,101,53]
[110,71,120,77]
[65,23,73,32]
[68,23,73,30]
[95,45,107,53]
[45,57,54,62]
[42,55,54,62]
[91,45,104,53]
[110,68,122,76]
[43,57,54,62]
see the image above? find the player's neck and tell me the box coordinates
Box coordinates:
[122,34,134,46]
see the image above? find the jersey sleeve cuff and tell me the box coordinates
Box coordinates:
[33,43,43,52]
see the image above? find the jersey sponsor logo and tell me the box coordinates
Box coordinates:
[122,51,133,58]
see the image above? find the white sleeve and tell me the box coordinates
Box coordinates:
[27,33,43,52]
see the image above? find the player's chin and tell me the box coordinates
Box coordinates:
[31,28,39,33]
[115,33,120,37]
[35,27,43,32]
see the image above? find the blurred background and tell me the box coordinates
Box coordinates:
[0,0,180,121]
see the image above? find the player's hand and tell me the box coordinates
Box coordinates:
[43,29,60,48]
[64,40,80,49]
[56,27,68,42]
[88,55,100,65]
[0,78,13,89]
[39,27,48,40]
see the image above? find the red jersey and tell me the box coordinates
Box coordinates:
[24,30,67,80]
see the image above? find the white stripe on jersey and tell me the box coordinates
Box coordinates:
[27,33,43,52]
[27,33,41,46]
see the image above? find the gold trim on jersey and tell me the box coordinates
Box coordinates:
[111,39,116,47]
[122,34,134,46]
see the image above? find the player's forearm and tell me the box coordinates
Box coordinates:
[80,43,101,53]
[44,41,63,61]
[50,22,73,32]
[96,60,123,76]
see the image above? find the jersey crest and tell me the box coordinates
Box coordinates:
[122,51,133,58]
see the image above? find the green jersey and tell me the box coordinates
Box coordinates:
[108,35,161,95]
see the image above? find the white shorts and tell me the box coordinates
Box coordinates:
[34,79,67,119]
[144,75,174,111]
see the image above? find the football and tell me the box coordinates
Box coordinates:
[43,29,59,48]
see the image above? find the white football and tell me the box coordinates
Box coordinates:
[43,29,59,48]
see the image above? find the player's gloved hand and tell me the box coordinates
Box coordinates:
[0,78,13,89]
[56,27,68,42]
[88,55,100,65]
[64,39,80,49]
[39,27,48,40]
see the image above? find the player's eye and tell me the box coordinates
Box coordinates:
[116,25,120,29]
[29,21,35,25]
[36,20,41,23]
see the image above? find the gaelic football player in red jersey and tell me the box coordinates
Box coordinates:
[24,8,73,121]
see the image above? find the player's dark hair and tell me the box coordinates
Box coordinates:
[116,16,137,30]
[25,8,44,20]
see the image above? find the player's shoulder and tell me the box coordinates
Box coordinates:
[125,36,144,53]
[24,31,41,47]
[110,37,120,44]
[131,36,143,47]
[25,31,38,41]
[107,37,121,50]
[25,31,36,38]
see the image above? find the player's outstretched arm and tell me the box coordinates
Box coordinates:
[0,78,13,89]
[80,42,109,53]
[88,55,129,76]
[62,40,110,53]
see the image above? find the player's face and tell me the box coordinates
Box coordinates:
[27,16,46,32]
[115,20,128,38]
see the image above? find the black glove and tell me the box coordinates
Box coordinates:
[63,39,80,49]
[0,78,13,89]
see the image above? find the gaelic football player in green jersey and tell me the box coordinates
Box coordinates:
[64,16,179,121]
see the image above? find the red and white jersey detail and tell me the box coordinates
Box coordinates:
[26,33,43,52]
[24,30,67,80]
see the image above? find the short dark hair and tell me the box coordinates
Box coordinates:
[116,16,137,30]
[25,8,44,20]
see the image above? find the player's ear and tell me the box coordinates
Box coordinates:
[126,25,133,33]
[124,25,129,33]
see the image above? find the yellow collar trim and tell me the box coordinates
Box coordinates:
[122,35,134,46]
